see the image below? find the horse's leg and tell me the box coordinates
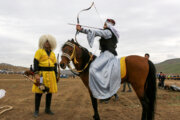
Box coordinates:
[133,87,149,120]
[80,72,100,120]
[90,94,100,120]
[125,56,149,120]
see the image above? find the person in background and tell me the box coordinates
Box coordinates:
[158,72,166,88]
[144,53,150,59]
[32,34,58,117]
[30,64,33,72]
[158,72,161,87]
[121,82,132,92]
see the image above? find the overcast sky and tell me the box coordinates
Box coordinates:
[0,0,180,67]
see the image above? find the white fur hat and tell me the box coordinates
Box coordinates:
[39,34,57,50]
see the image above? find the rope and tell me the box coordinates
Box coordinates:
[0,105,13,115]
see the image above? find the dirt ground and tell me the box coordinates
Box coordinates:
[0,74,180,120]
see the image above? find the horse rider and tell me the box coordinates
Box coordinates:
[33,34,58,117]
[76,19,120,100]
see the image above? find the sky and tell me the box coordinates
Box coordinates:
[0,0,180,67]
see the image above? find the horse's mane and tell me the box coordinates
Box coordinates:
[62,39,96,72]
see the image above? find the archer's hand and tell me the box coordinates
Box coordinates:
[76,25,82,31]
[35,74,40,85]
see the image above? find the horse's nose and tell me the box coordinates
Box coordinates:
[60,63,65,69]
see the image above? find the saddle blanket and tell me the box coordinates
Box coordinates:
[120,57,127,79]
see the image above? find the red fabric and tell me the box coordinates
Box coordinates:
[106,19,115,25]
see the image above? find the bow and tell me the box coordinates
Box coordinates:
[74,2,95,43]
[68,23,103,30]
[57,53,60,82]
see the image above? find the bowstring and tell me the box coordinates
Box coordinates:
[92,2,104,55]
[93,3,104,27]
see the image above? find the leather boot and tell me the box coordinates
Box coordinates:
[45,93,54,115]
[34,93,42,117]
[114,94,119,101]
[122,82,126,92]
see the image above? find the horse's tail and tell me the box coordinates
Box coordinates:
[145,60,157,119]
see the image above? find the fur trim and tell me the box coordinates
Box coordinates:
[38,34,57,50]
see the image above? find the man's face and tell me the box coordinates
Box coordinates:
[44,40,51,49]
[103,23,107,29]
[145,55,149,59]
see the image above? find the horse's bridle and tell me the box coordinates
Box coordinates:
[62,41,93,74]
[62,42,79,64]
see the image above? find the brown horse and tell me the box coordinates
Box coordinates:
[60,39,156,120]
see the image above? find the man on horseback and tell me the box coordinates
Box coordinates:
[76,19,120,99]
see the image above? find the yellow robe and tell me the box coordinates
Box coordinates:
[32,49,58,93]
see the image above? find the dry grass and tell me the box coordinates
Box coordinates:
[0,74,180,120]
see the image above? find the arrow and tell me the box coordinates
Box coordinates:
[68,23,103,30]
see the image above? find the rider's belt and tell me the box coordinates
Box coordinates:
[39,67,54,71]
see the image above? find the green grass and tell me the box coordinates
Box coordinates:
[155,58,180,74]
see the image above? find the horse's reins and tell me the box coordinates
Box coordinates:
[62,41,93,74]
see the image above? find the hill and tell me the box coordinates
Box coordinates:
[0,63,74,75]
[0,63,28,72]
[155,58,180,74]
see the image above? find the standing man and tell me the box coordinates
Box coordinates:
[159,72,166,88]
[30,64,33,72]
[33,34,58,117]
[76,19,120,100]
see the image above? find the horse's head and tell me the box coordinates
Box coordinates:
[60,39,95,73]
[60,39,81,69]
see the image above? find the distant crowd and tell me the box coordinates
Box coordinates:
[0,69,24,74]
[157,72,180,80]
